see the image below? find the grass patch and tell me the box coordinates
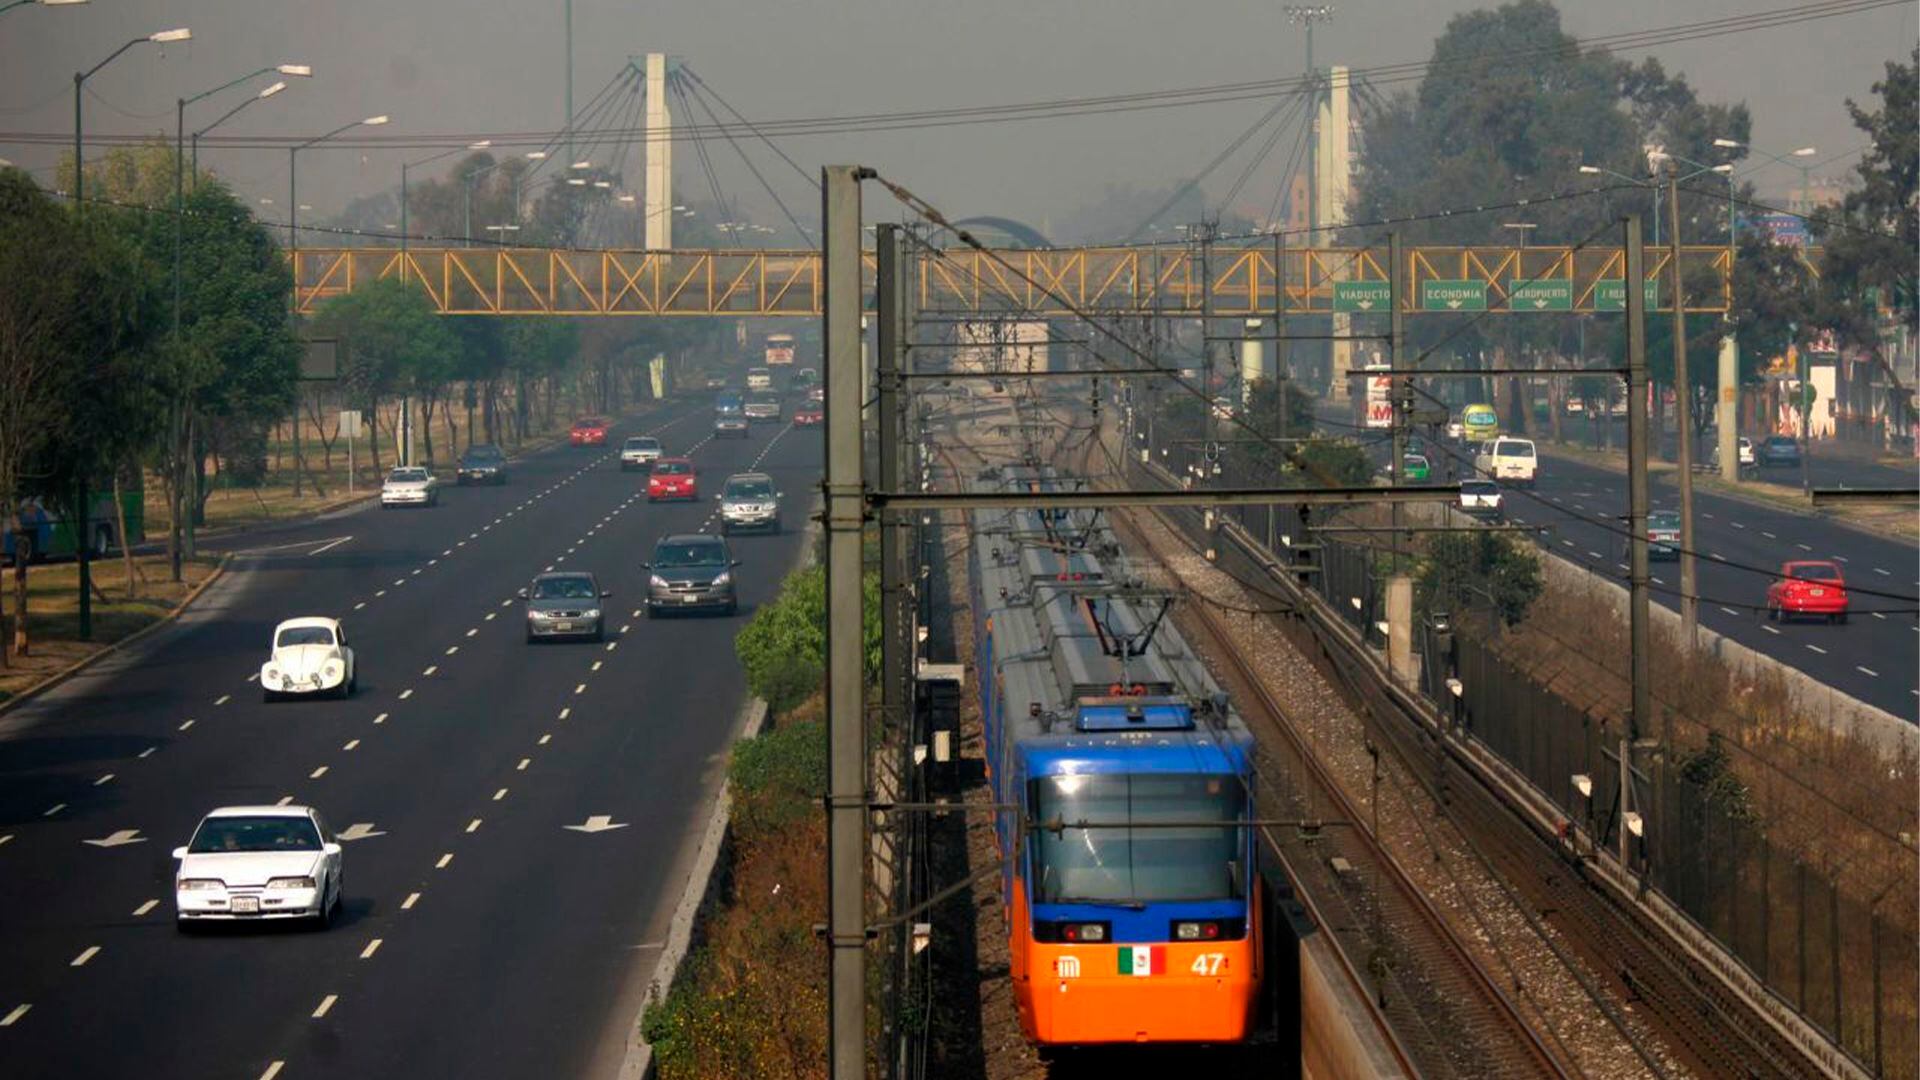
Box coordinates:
[0,553,219,702]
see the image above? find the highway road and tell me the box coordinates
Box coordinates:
[1499,452,1918,718]
[0,398,823,1079]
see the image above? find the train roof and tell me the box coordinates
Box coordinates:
[969,464,1251,767]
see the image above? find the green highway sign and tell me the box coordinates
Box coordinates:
[1508,279,1572,311]
[1594,278,1661,311]
[1420,279,1487,312]
[1332,280,1393,312]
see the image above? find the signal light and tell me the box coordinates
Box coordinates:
[1061,923,1106,942]
[1173,921,1222,941]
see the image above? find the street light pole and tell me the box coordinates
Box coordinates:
[1665,161,1699,645]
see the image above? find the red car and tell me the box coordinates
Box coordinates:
[647,457,697,501]
[1767,560,1848,624]
[570,417,608,447]
[794,403,824,426]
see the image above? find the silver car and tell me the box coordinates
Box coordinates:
[381,466,438,508]
[520,571,611,642]
[717,472,782,535]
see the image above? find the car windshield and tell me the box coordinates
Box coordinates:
[574,420,600,430]
[625,438,659,451]
[726,479,774,499]
[1497,441,1534,458]
[748,394,777,406]
[1789,564,1841,581]
[532,577,596,599]
[1649,512,1680,529]
[276,626,335,648]
[389,468,428,483]
[654,461,690,476]
[1029,772,1244,903]
[1405,455,1428,468]
[655,542,727,569]
[189,815,322,853]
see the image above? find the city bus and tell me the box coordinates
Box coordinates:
[764,333,796,366]
[3,488,144,563]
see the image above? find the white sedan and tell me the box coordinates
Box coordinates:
[173,805,344,931]
[261,616,356,701]
[381,465,438,508]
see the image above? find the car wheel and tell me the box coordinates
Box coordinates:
[525,628,536,644]
[312,886,335,930]
[644,604,658,619]
[1766,605,1777,622]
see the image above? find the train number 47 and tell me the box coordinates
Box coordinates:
[1189,953,1227,976]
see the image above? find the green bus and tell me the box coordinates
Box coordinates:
[2,488,144,563]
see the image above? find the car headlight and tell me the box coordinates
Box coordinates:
[178,878,223,890]
[712,572,731,588]
[583,609,601,619]
[322,662,343,679]
[265,667,281,681]
[650,575,669,589]
[265,876,316,890]
[528,609,547,620]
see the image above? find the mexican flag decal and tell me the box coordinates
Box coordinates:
[1117,945,1166,977]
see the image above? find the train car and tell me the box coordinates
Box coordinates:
[968,465,1264,1046]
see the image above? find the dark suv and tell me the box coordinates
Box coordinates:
[645,534,739,617]
[456,444,508,485]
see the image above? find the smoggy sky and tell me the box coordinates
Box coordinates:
[2,0,1911,241]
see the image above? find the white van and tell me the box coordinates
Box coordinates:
[1474,437,1537,487]
[745,367,773,392]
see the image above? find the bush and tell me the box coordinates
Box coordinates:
[735,566,827,713]
[1416,530,1542,627]
[729,716,826,834]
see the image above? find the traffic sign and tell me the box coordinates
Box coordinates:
[1332,280,1392,312]
[1509,279,1572,311]
[1420,279,1487,311]
[1594,278,1661,311]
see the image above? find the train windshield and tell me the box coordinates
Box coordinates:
[1030,773,1243,903]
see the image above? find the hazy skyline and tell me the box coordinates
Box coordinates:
[2,0,1912,241]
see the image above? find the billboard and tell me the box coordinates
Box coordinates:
[1363,364,1393,428]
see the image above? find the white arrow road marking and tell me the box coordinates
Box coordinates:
[565,815,629,834]
[83,830,144,848]
[337,823,386,842]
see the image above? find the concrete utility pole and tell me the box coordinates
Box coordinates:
[1389,231,1407,568]
[1665,163,1699,644]
[821,164,868,1080]
[644,53,673,250]
[876,222,911,845]
[1624,213,1653,783]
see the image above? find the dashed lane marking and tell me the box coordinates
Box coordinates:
[1857,666,1879,678]
[132,899,158,917]
[558,707,571,720]
[1587,551,1603,560]
[0,834,11,847]
[246,673,259,683]
[312,995,338,1019]
[619,624,631,634]
[485,612,498,621]
[574,683,587,695]
[354,602,366,611]
[493,788,508,801]
[401,892,420,910]
[591,661,603,672]
[276,795,294,806]
[1806,644,1828,655]
[1762,531,1776,539]
[517,758,531,771]
[1719,607,1740,616]
[539,734,552,745]
[343,739,360,751]
[398,689,414,700]
[93,774,113,787]
[259,1064,284,1080]
[1,1005,30,1027]
[361,938,383,960]
[466,628,478,637]
[374,712,389,725]
[1796,543,1813,551]
[423,665,439,676]
[605,641,617,652]
[376,589,387,597]
[1875,568,1891,576]
[310,766,329,779]
[43,804,65,817]
[214,695,231,706]
[436,853,453,869]
[70,946,99,967]
[1731,521,1745,530]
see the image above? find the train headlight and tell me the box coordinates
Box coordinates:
[1173,920,1223,941]
[1061,923,1106,943]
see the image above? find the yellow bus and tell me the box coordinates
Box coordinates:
[1461,402,1500,442]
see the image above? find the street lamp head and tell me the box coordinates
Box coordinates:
[149,27,191,42]
[468,140,492,150]
[258,81,288,99]
[361,115,390,126]
[277,64,313,77]
[592,179,611,189]
[1710,164,1734,174]
[617,194,636,203]
[569,160,591,170]
[566,177,586,186]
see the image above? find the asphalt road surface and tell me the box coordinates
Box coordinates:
[0,398,822,1080]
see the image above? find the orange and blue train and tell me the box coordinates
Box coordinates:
[967,465,1266,1045]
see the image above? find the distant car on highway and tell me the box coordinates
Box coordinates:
[619,436,663,472]
[260,617,356,701]
[1767,560,1848,624]
[704,375,729,391]
[714,391,749,438]
[1458,478,1503,518]
[1402,453,1431,482]
[570,416,609,447]
[806,384,825,404]
[718,472,782,535]
[1709,436,1756,473]
[645,533,739,617]
[794,402,824,426]
[173,805,344,931]
[520,571,611,642]
[744,392,782,423]
[455,444,508,486]
[380,466,438,508]
[1647,510,1681,560]
[1444,419,1465,441]
[745,367,773,392]
[1474,437,1537,487]
[647,457,698,501]
[1757,435,1801,469]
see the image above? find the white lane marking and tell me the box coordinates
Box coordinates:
[466,818,482,833]
[605,641,617,652]
[545,565,555,573]
[392,579,405,587]
[137,746,157,760]
[1651,576,1665,585]
[246,673,259,683]
[1875,567,1891,576]
[93,774,114,787]
[591,661,603,672]
[133,899,158,917]
[312,995,337,1019]
[43,804,65,817]
[485,612,497,621]
[538,734,552,745]
[1834,555,1848,563]
[1797,543,1813,551]
[343,739,360,751]
[457,541,467,548]
[1710,552,1727,561]
[574,684,587,695]
[558,707,571,720]
[1857,666,1879,678]
[516,758,530,771]
[1719,607,1740,616]
[445,646,458,656]
[411,568,423,577]
[259,1064,284,1080]
[276,795,294,806]
[493,788,508,801]
[620,624,631,634]
[1762,531,1776,539]
[401,892,420,910]
[310,766,329,779]
[0,834,10,847]
[1587,551,1603,560]
[0,1004,28,1027]
[70,946,99,967]
[1730,521,1745,530]
[214,695,231,706]
[436,853,453,869]
[1561,539,1574,548]
[309,536,353,556]
[398,689,414,700]
[466,628,478,638]
[376,589,387,598]
[441,549,452,557]
[360,938,383,960]
[1700,511,1715,519]
[632,609,642,618]
[428,559,439,567]
[423,666,439,677]
[354,602,366,611]
[1873,612,1888,621]
[1806,644,1828,655]
[1762,624,1780,634]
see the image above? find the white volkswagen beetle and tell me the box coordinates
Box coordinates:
[261,616,356,701]
[381,465,438,508]
[174,805,344,931]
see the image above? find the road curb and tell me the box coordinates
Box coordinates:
[0,553,232,719]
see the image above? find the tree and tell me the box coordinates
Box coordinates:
[310,278,459,466]
[1415,530,1543,628]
